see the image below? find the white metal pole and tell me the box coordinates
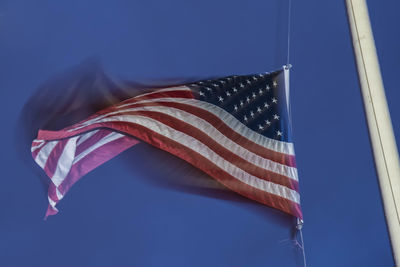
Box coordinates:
[345,0,400,265]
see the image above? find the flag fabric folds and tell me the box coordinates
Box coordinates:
[31,66,302,219]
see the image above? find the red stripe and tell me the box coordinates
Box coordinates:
[48,182,59,202]
[118,90,193,106]
[32,142,44,159]
[43,139,68,178]
[45,204,58,219]
[75,129,113,156]
[38,125,105,140]
[61,89,194,131]
[97,110,298,191]
[45,183,63,219]
[32,141,43,146]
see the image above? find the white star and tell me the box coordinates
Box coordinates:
[232,87,238,93]
[264,102,270,108]
[234,105,238,111]
[250,111,255,118]
[244,115,248,122]
[277,130,282,136]
[212,83,219,87]
[266,85,270,91]
[273,114,280,120]
[246,96,251,103]
[258,124,264,130]
[246,80,251,84]
[199,91,205,96]
[240,100,244,106]
[273,81,278,87]
[220,80,226,84]
[257,107,262,113]
[218,96,224,102]
[258,73,264,77]
[206,87,212,91]
[198,81,204,84]
[252,92,257,99]
[240,83,245,88]
[259,89,263,95]
[253,76,258,81]
[265,120,271,125]
[272,97,277,104]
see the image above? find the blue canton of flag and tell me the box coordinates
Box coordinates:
[190,69,292,143]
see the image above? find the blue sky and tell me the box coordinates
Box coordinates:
[0,0,398,266]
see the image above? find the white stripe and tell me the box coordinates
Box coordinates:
[73,132,125,164]
[70,106,298,181]
[56,188,64,200]
[35,141,58,168]
[76,129,99,146]
[48,196,58,209]
[51,137,79,187]
[68,114,300,203]
[31,141,46,152]
[68,96,295,155]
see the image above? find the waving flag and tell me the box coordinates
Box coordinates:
[31,66,302,219]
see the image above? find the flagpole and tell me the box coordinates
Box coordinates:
[345,0,400,265]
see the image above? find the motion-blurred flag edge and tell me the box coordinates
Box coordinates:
[31,66,302,219]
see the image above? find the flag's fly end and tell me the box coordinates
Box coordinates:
[44,205,58,220]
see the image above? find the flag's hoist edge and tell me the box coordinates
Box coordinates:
[31,66,302,219]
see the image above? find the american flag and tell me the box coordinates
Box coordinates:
[31,66,302,219]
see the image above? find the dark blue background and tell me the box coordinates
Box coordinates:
[1,0,398,266]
